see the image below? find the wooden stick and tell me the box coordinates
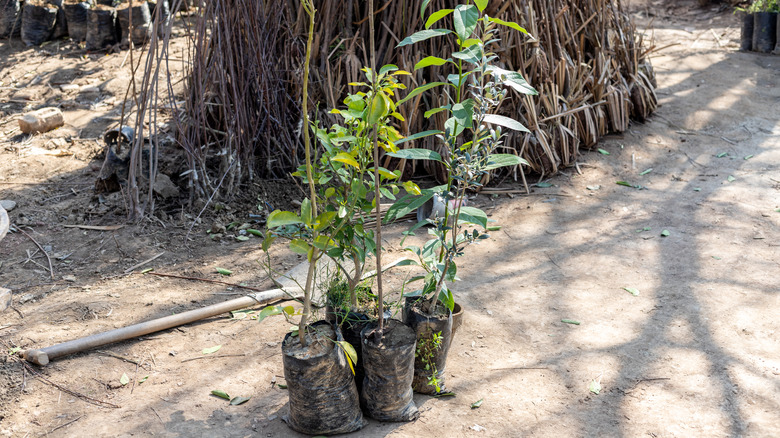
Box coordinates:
[146,272,270,292]
[124,252,165,273]
[17,227,54,280]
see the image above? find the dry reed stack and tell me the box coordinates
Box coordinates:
[171,0,656,200]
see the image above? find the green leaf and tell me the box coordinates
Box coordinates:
[744,154,753,160]
[471,398,484,408]
[257,306,283,323]
[727,175,736,182]
[120,373,129,386]
[236,235,250,241]
[536,182,553,188]
[366,92,389,125]
[289,239,311,255]
[483,114,529,132]
[314,211,337,231]
[589,380,601,395]
[483,154,528,170]
[487,17,528,34]
[230,396,251,406]
[139,375,149,384]
[215,268,233,276]
[474,0,488,12]
[660,230,670,237]
[266,210,302,228]
[561,319,580,325]
[486,66,538,95]
[386,148,443,162]
[415,56,448,70]
[425,9,453,29]
[712,255,722,260]
[598,148,610,155]
[300,198,312,225]
[398,82,448,106]
[639,168,653,175]
[403,180,422,196]
[384,189,439,223]
[378,64,398,75]
[247,229,263,237]
[457,206,488,228]
[141,268,154,274]
[393,130,443,146]
[336,341,358,367]
[716,152,728,158]
[277,384,288,389]
[623,287,640,296]
[424,107,448,118]
[397,29,452,48]
[332,152,359,169]
[202,345,222,355]
[615,181,633,187]
[420,0,431,21]
[452,43,482,64]
[211,390,230,400]
[453,4,479,41]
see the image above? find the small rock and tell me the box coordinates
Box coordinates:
[470,424,486,432]
[19,293,35,304]
[169,350,177,356]
[0,288,11,312]
[18,107,65,134]
[153,173,180,199]
[60,84,80,92]
[63,275,77,282]
[0,200,17,212]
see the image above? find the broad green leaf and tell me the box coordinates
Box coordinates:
[266,210,302,228]
[215,268,233,276]
[452,43,482,64]
[202,345,222,355]
[623,287,640,296]
[471,398,484,408]
[403,180,422,196]
[415,56,448,70]
[261,234,277,252]
[393,130,442,146]
[332,152,360,169]
[487,17,528,34]
[378,64,398,75]
[561,319,580,325]
[425,9,453,29]
[257,306,283,323]
[398,82,448,106]
[483,154,528,170]
[314,211,337,231]
[384,187,442,223]
[300,198,312,226]
[457,206,488,229]
[235,235,250,241]
[230,396,251,406]
[453,4,479,41]
[483,114,529,132]
[366,92,388,125]
[474,0,488,11]
[289,239,310,255]
[211,390,230,400]
[120,373,130,386]
[486,66,538,95]
[372,166,400,180]
[312,235,336,251]
[386,148,443,162]
[397,29,452,48]
[660,230,670,237]
[461,38,482,47]
[727,175,736,182]
[589,380,601,395]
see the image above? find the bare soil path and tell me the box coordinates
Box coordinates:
[1,1,779,437]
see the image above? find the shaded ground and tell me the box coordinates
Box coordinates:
[1,1,780,437]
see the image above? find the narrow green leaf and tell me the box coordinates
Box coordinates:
[623,287,640,296]
[639,168,653,175]
[425,9,453,29]
[141,268,154,274]
[202,345,222,355]
[289,239,310,255]
[397,82,448,106]
[235,235,250,241]
[716,152,728,158]
[615,181,633,187]
[561,319,580,325]
[378,64,398,75]
[744,154,753,160]
[120,373,130,386]
[266,210,302,228]
[215,268,233,276]
[598,148,610,155]
[277,384,288,389]
[386,148,443,162]
[424,107,448,118]
[393,129,442,146]
[397,29,452,48]
[211,390,230,400]
[300,198,312,225]
[487,17,528,34]
[230,396,251,406]
[712,256,722,260]
[139,375,149,384]
[483,114,529,132]
[536,182,553,188]
[247,229,263,237]
[471,398,484,408]
[420,0,431,21]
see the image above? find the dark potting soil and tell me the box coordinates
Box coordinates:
[47,0,67,39]
[85,4,116,50]
[21,0,57,46]
[0,0,22,38]
[741,13,754,52]
[63,0,90,41]
[752,12,777,54]
[360,319,419,422]
[281,321,365,435]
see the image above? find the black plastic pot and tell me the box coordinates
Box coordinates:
[0,0,22,38]
[47,0,67,39]
[325,307,370,396]
[281,321,365,435]
[753,12,778,53]
[774,13,780,54]
[21,0,57,46]
[740,12,754,52]
[85,4,116,50]
[116,1,150,47]
[63,0,91,41]
[360,319,419,422]
[403,296,453,395]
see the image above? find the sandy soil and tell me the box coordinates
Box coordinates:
[1,1,779,437]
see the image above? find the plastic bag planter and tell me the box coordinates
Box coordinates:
[63,0,92,41]
[753,12,778,53]
[326,308,371,396]
[21,0,57,46]
[85,4,116,50]
[117,1,151,47]
[360,319,419,422]
[281,321,366,436]
[0,0,23,38]
[774,14,780,54]
[740,12,754,52]
[403,297,454,395]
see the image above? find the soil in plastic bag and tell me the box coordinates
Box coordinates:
[360,319,419,422]
[85,4,116,50]
[752,12,777,54]
[326,308,370,396]
[403,297,453,395]
[741,13,754,52]
[116,1,150,46]
[63,0,90,41]
[21,0,57,46]
[47,0,67,39]
[774,14,780,54]
[0,0,22,38]
[281,321,366,435]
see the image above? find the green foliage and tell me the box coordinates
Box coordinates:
[389,0,536,313]
[415,330,444,393]
[741,0,780,12]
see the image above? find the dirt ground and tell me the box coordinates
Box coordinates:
[2,1,780,436]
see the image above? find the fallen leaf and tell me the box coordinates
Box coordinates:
[211,390,230,400]
[141,268,154,274]
[120,373,129,386]
[744,155,753,160]
[711,256,721,260]
[693,188,701,192]
[202,345,222,355]
[277,384,288,389]
[727,175,736,182]
[230,396,251,406]
[139,375,149,384]
[215,268,233,275]
[235,235,250,241]
[635,227,651,233]
[471,398,484,409]
[623,287,640,296]
[660,230,670,237]
[639,168,653,175]
[247,229,263,237]
[536,182,553,188]
[598,148,610,155]
[716,152,728,158]
[561,319,580,325]
[589,379,601,395]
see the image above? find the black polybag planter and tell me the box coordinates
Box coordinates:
[85,4,115,50]
[117,1,151,46]
[740,12,754,52]
[360,319,419,422]
[753,12,777,53]
[21,1,57,46]
[326,308,370,396]
[774,14,780,54]
[281,321,366,436]
[403,297,453,394]
[63,0,90,41]
[0,0,22,38]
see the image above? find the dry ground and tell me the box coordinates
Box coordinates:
[1,1,779,436]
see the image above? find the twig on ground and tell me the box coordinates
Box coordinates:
[96,350,140,365]
[17,228,54,280]
[124,252,165,273]
[181,353,247,363]
[146,272,269,292]
[150,407,164,425]
[18,359,120,408]
[48,416,83,434]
